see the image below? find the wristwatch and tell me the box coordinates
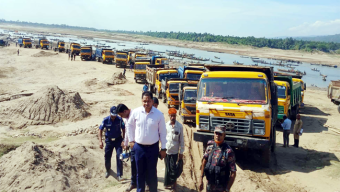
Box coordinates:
[161,148,167,151]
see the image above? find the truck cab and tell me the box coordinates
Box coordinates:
[95,48,114,64]
[22,38,32,48]
[155,69,179,98]
[115,51,128,68]
[57,41,65,52]
[40,39,49,49]
[80,46,95,61]
[134,58,151,83]
[274,76,302,120]
[194,65,278,167]
[68,43,81,55]
[179,86,197,123]
[152,56,169,65]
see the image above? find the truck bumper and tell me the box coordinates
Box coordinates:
[193,132,270,150]
[181,115,195,121]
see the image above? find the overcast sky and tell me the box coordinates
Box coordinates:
[0,0,339,38]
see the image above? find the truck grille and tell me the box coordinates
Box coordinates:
[278,106,284,114]
[186,106,196,114]
[210,117,251,134]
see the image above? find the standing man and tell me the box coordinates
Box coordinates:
[281,115,292,147]
[71,53,73,61]
[73,53,76,61]
[126,91,167,192]
[199,125,237,192]
[293,114,303,148]
[123,67,126,77]
[98,106,125,180]
[117,104,137,192]
[68,51,71,60]
[143,83,148,93]
[153,97,159,108]
[164,108,184,190]
[17,49,19,56]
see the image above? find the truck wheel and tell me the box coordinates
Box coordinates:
[261,149,271,168]
[135,79,137,83]
[338,104,340,113]
[162,96,166,103]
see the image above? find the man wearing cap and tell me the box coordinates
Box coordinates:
[199,125,237,192]
[98,106,125,180]
[164,108,184,190]
[126,91,167,192]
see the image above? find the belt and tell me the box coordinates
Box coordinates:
[106,136,122,142]
[137,141,158,147]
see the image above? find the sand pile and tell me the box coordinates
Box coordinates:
[8,85,90,128]
[103,72,126,86]
[32,51,58,57]
[0,141,103,192]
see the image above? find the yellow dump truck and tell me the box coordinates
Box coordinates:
[53,41,65,52]
[115,51,128,68]
[194,65,278,167]
[146,65,179,99]
[328,80,340,113]
[178,84,198,123]
[80,46,95,61]
[66,43,81,55]
[134,58,151,83]
[292,78,306,105]
[34,38,49,50]
[161,78,198,108]
[18,38,32,48]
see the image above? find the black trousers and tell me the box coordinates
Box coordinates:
[164,154,178,187]
[283,130,290,146]
[104,137,123,176]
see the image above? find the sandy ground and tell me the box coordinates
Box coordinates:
[0,44,340,192]
[1,23,340,66]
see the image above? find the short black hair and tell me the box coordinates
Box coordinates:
[283,115,287,120]
[153,97,159,104]
[117,104,128,113]
[142,91,153,99]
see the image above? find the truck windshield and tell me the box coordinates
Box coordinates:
[277,86,286,98]
[187,73,202,81]
[135,64,147,70]
[159,73,179,81]
[169,83,179,93]
[81,49,91,53]
[184,90,197,103]
[42,41,49,44]
[72,45,80,49]
[198,78,267,104]
[117,54,127,59]
[24,40,31,43]
[60,43,65,46]
[161,60,169,65]
[104,52,113,55]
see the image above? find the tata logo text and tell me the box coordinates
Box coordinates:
[225,113,235,116]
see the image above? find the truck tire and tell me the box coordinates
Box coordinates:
[338,104,340,113]
[135,79,137,83]
[261,148,271,168]
[162,96,166,103]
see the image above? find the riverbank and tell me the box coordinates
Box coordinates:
[1,23,340,66]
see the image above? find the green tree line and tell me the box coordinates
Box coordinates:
[1,19,340,53]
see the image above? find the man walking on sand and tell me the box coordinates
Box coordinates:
[68,51,71,60]
[17,49,19,56]
[98,106,125,181]
[73,54,76,61]
[126,91,167,192]
[281,115,292,147]
[164,108,184,191]
[293,114,303,148]
[71,53,73,61]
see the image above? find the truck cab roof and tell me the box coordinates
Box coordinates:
[274,80,290,87]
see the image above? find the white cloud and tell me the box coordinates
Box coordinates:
[289,19,340,36]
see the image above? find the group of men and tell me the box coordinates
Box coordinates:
[68,51,76,61]
[281,114,303,148]
[98,91,237,192]
[98,92,184,192]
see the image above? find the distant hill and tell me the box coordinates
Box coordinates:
[295,34,340,43]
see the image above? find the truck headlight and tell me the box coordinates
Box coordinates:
[200,124,209,130]
[254,128,265,135]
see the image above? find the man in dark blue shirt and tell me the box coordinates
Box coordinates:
[98,106,125,180]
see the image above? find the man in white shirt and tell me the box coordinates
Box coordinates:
[281,115,292,147]
[164,108,184,190]
[126,91,167,192]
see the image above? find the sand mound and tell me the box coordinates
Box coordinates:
[8,85,90,128]
[0,141,102,192]
[103,72,126,85]
[32,51,58,57]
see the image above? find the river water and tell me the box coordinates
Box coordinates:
[1,28,339,88]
